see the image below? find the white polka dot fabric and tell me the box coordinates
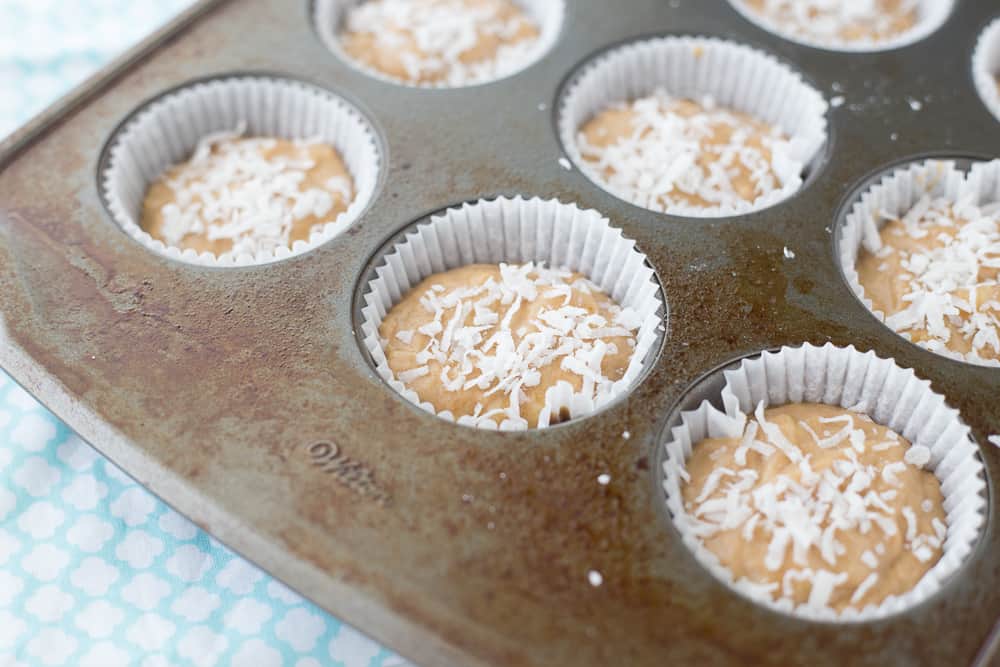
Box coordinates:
[0,2,410,665]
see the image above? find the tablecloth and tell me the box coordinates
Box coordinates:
[0,2,405,665]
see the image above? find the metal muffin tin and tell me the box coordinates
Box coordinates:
[1,0,999,665]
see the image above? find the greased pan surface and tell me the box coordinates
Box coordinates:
[1,1,1000,665]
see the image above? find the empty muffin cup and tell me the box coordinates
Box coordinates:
[357,196,666,430]
[100,75,382,267]
[661,342,985,621]
[313,0,565,88]
[557,36,828,218]
[726,0,954,53]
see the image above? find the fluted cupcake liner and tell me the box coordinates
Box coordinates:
[101,75,382,267]
[557,36,828,218]
[837,158,1000,367]
[661,342,986,621]
[358,196,665,430]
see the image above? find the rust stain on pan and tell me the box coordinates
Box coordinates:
[1,0,1000,665]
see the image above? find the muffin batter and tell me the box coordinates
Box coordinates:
[740,0,918,46]
[681,403,945,612]
[379,263,642,429]
[141,130,355,258]
[856,195,1000,365]
[340,0,540,86]
[577,94,798,213]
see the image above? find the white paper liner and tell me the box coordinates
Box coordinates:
[312,0,564,88]
[726,0,954,53]
[661,342,986,622]
[974,17,1000,124]
[100,76,382,267]
[838,158,1000,367]
[358,196,665,430]
[557,36,829,218]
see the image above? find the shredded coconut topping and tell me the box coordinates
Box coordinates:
[341,0,540,86]
[148,125,354,258]
[739,0,921,47]
[382,262,641,429]
[577,93,799,214]
[860,195,1000,365]
[681,402,945,613]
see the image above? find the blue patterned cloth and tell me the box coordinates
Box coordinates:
[0,2,404,665]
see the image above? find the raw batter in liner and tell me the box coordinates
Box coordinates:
[379,262,642,429]
[856,195,1000,365]
[577,94,800,213]
[682,403,945,612]
[141,130,355,258]
[740,0,918,46]
[340,0,540,86]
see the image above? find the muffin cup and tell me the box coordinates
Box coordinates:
[557,36,829,218]
[312,0,565,88]
[661,342,986,621]
[726,0,954,53]
[100,76,382,267]
[837,158,1000,367]
[357,196,666,430]
[974,17,1000,124]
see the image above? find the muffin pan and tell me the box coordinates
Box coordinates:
[1,0,1000,665]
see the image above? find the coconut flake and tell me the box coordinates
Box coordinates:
[901,506,918,542]
[881,461,907,487]
[807,570,848,609]
[850,572,879,606]
[903,445,931,468]
[398,366,430,383]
